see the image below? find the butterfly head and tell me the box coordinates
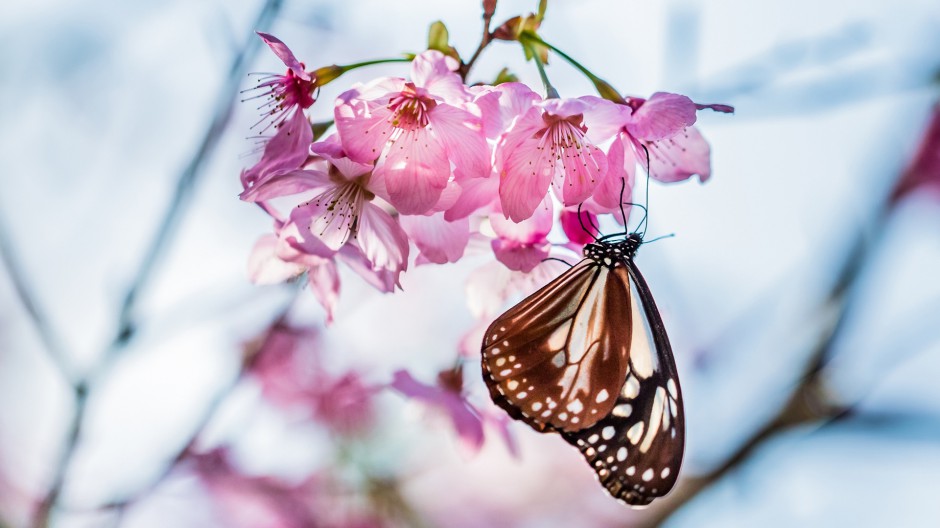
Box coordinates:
[583,233,642,268]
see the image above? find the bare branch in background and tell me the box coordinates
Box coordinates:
[29,1,285,526]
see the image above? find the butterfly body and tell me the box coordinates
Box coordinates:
[481,232,684,506]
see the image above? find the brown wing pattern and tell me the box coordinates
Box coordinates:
[481,259,633,433]
[560,263,684,506]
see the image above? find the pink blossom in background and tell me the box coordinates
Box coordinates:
[892,103,940,202]
[389,368,516,456]
[334,51,489,215]
[247,32,318,131]
[187,448,320,528]
[249,324,377,434]
[495,93,621,221]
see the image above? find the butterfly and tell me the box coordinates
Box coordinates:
[480,229,684,507]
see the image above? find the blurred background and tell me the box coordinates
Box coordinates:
[2,0,940,526]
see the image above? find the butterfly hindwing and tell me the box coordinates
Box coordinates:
[560,262,684,506]
[481,259,632,433]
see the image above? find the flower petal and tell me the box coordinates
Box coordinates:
[334,88,395,163]
[491,238,551,273]
[289,189,360,252]
[555,139,608,206]
[634,126,712,183]
[490,194,553,243]
[379,128,450,214]
[592,134,635,212]
[474,82,540,139]
[308,259,340,325]
[560,208,599,246]
[240,169,331,202]
[444,175,499,221]
[428,103,489,181]
[356,202,410,274]
[399,212,470,265]
[628,92,698,141]
[337,244,400,292]
[310,135,374,180]
[256,32,310,81]
[496,108,554,222]
[411,50,469,104]
[241,110,313,189]
[247,234,305,284]
[389,370,484,455]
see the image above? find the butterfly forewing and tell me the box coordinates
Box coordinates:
[482,260,632,432]
[560,262,684,506]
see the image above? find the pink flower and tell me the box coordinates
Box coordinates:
[248,323,377,434]
[400,212,471,265]
[244,32,317,132]
[613,92,732,185]
[389,368,516,456]
[187,448,320,528]
[489,195,553,272]
[240,109,313,191]
[334,51,489,215]
[892,103,940,202]
[559,207,599,247]
[495,92,620,222]
[242,135,410,288]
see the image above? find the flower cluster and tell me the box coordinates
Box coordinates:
[240,31,731,324]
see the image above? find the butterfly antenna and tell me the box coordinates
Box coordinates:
[638,144,652,238]
[576,202,601,242]
[617,177,630,237]
[542,256,575,268]
[643,233,675,245]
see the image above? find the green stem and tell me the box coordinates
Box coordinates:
[523,39,559,99]
[521,32,623,102]
[315,57,413,87]
[339,57,412,72]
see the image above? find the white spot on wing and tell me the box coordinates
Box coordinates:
[612,404,632,417]
[661,468,670,479]
[639,387,666,454]
[602,426,615,440]
[617,447,627,462]
[547,323,569,350]
[595,389,609,403]
[642,468,653,482]
[627,422,644,444]
[628,278,658,379]
[667,378,678,399]
[621,375,640,399]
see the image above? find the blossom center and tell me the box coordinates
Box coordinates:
[387,83,437,131]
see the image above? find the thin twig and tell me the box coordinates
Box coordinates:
[29,2,285,526]
[460,2,496,81]
[0,219,75,384]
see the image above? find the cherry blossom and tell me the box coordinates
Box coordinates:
[612,92,732,185]
[334,51,489,215]
[248,324,377,434]
[489,195,553,272]
[242,135,410,291]
[244,32,318,132]
[495,91,622,222]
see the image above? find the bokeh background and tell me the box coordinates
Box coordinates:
[2,0,940,526]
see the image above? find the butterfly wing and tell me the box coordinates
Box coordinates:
[560,262,685,506]
[481,259,633,433]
